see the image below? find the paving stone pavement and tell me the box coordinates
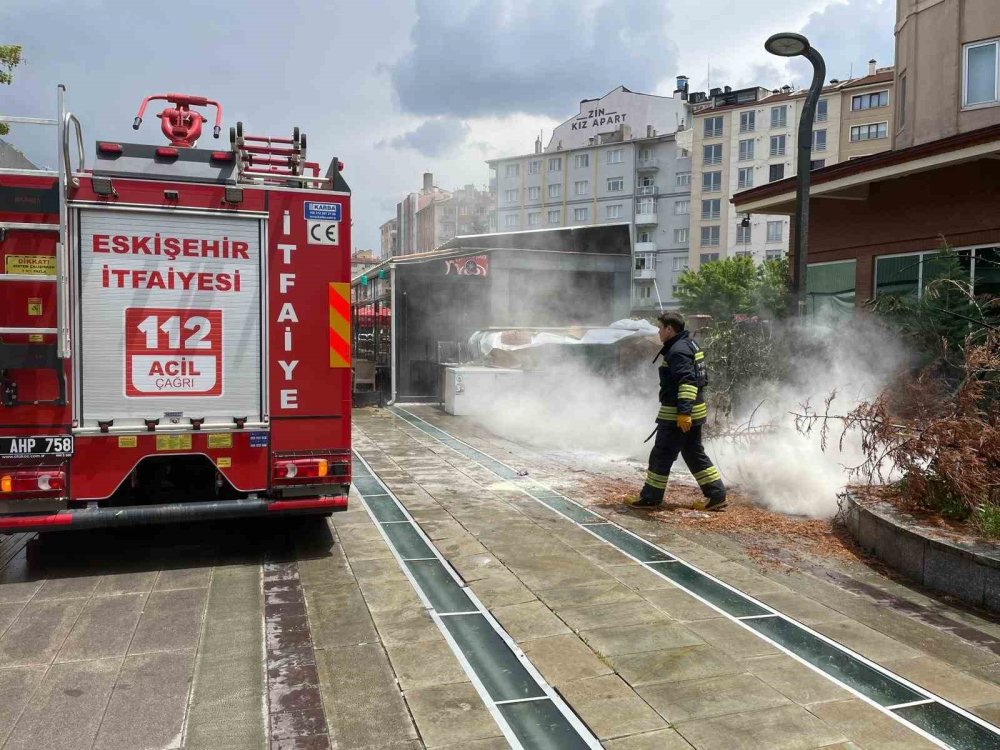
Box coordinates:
[352,405,1000,749]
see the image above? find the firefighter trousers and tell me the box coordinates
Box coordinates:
[640,423,726,505]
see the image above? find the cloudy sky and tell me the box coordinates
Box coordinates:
[1,0,895,252]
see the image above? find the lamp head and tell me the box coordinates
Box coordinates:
[765,32,810,57]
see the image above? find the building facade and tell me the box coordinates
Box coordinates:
[379,218,398,258]
[689,67,894,270]
[416,183,493,253]
[488,86,693,314]
[393,173,452,257]
[734,0,1000,317]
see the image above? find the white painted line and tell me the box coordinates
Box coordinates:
[888,699,937,710]
[379,520,411,524]
[494,696,552,706]
[736,614,781,620]
[436,611,481,618]
[391,406,1000,750]
[401,557,438,562]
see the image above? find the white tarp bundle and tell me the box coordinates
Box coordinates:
[469,319,658,360]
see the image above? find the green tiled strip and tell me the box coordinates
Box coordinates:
[391,406,1000,750]
[352,454,601,750]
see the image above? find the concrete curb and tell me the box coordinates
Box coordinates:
[842,493,1000,612]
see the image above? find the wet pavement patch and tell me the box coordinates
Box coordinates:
[390,405,1000,750]
[263,560,331,748]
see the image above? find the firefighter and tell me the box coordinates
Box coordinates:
[627,312,727,511]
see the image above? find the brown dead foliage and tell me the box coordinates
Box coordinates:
[576,474,864,566]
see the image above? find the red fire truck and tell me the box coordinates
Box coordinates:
[0,88,352,532]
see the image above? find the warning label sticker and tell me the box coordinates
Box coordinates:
[156,434,193,451]
[5,255,55,276]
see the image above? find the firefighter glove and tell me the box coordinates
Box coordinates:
[677,414,693,433]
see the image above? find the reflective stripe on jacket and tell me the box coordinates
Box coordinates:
[655,330,708,424]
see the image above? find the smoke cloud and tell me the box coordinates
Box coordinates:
[459,314,908,519]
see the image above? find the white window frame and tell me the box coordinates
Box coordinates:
[503,188,518,203]
[701,198,721,220]
[963,39,1000,108]
[850,122,889,142]
[635,197,655,215]
[699,227,720,247]
[527,212,540,227]
[813,129,827,152]
[702,171,722,193]
[504,164,520,178]
[548,157,562,172]
[574,153,590,169]
[672,255,688,271]
[674,229,689,246]
[766,220,784,243]
[738,138,754,161]
[527,186,541,201]
[527,160,541,175]
[816,99,828,122]
[771,105,787,128]
[573,207,589,222]
[606,148,623,164]
[606,176,625,192]
[574,180,589,196]
[675,171,691,188]
[606,204,622,220]
[739,110,755,133]
[674,199,690,215]
[851,90,890,111]
[547,209,561,224]
[504,214,518,228]
[737,167,754,189]
[703,144,722,165]
[770,134,786,157]
[547,183,561,199]
[703,116,723,138]
[736,224,751,244]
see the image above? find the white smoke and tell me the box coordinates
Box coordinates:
[460,315,907,519]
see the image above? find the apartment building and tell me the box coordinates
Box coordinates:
[379,217,398,258]
[417,183,493,251]
[393,173,451,256]
[488,85,693,313]
[689,64,894,270]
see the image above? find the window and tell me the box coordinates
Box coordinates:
[703,144,722,165]
[606,204,622,219]
[898,74,907,129]
[816,99,828,122]
[770,134,786,156]
[634,255,653,270]
[675,171,691,188]
[850,122,888,141]
[700,252,720,264]
[574,153,590,168]
[702,171,721,192]
[636,285,651,301]
[638,148,652,162]
[527,186,541,201]
[548,157,562,172]
[672,285,679,296]
[606,148,623,164]
[700,226,720,247]
[503,188,518,203]
[678,148,690,158]
[739,110,755,132]
[771,106,787,128]
[527,212,540,226]
[851,90,889,110]
[769,164,785,182]
[574,207,589,221]
[459,205,469,215]
[674,229,689,245]
[807,260,857,317]
[703,116,723,138]
[504,164,519,178]
[637,231,651,243]
[548,183,561,199]
[672,256,688,271]
[637,175,654,188]
[766,221,783,242]
[738,139,754,161]
[701,199,721,220]
[736,224,751,244]
[812,129,827,152]
[964,39,999,106]
[810,159,826,170]
[674,199,690,215]
[635,198,655,215]
[504,215,518,228]
[766,249,784,261]
[527,160,541,175]
[606,176,624,192]
[547,209,560,224]
[737,167,754,189]
[574,180,589,196]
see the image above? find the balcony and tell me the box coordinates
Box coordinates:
[636,157,659,171]
[635,241,657,254]
[635,185,658,197]
[634,267,657,280]
[635,210,658,226]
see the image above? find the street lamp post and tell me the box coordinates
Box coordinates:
[765,32,826,316]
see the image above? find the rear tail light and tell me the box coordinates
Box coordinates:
[272,456,350,485]
[211,151,235,162]
[155,147,179,159]
[98,142,123,154]
[0,469,66,494]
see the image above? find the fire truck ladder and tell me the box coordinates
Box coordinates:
[230,121,331,188]
[0,85,84,406]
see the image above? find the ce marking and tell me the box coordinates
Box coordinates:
[307,220,339,246]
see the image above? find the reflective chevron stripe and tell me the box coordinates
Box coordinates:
[678,384,699,400]
[645,470,669,489]
[694,350,705,361]
[694,466,722,485]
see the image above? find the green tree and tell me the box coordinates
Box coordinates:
[0,45,23,137]
[676,256,790,321]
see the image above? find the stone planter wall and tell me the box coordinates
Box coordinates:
[842,494,1000,612]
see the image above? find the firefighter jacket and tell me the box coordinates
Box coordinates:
[654,330,708,425]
